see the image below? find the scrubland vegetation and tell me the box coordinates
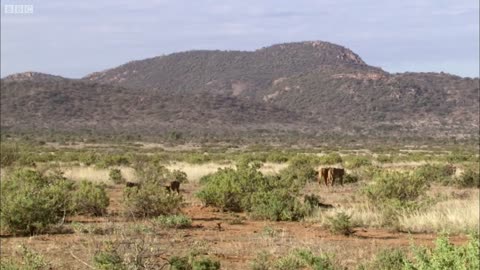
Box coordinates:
[0,139,479,269]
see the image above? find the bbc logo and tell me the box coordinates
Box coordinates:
[4,4,34,14]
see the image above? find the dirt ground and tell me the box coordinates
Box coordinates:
[0,179,471,270]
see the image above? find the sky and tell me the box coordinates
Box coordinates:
[1,0,479,78]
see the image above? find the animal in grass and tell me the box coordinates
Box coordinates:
[328,168,345,186]
[319,167,331,186]
[126,181,141,188]
[165,180,181,193]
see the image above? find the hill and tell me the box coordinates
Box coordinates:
[1,41,478,141]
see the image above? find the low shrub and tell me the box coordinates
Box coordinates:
[153,214,192,229]
[0,169,75,235]
[343,173,359,184]
[72,180,110,216]
[376,154,393,163]
[109,168,125,184]
[407,233,479,270]
[123,179,183,218]
[93,242,125,270]
[274,249,336,270]
[170,169,188,183]
[454,168,480,188]
[327,212,354,236]
[0,244,50,270]
[344,156,372,169]
[363,171,430,209]
[357,248,408,270]
[414,164,455,185]
[358,233,479,270]
[319,153,343,165]
[250,251,272,270]
[280,156,319,185]
[169,252,221,270]
[197,162,309,221]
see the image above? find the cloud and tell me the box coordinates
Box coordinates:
[1,0,478,78]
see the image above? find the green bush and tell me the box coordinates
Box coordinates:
[197,162,309,221]
[72,180,110,216]
[250,251,272,270]
[281,156,319,185]
[319,153,343,165]
[274,249,336,270]
[357,248,408,270]
[169,252,220,270]
[133,162,171,184]
[249,190,306,221]
[406,233,479,270]
[93,242,125,270]
[0,169,75,235]
[97,154,130,168]
[414,164,455,185]
[343,173,359,184]
[0,142,20,167]
[170,169,189,183]
[123,179,183,218]
[344,156,372,169]
[327,212,354,236]
[153,214,192,229]
[109,168,125,184]
[0,245,50,270]
[363,171,429,210]
[358,234,479,270]
[454,168,479,188]
[376,155,393,163]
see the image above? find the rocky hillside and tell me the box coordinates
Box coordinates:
[1,41,478,140]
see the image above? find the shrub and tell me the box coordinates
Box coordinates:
[406,233,479,270]
[250,251,272,270]
[123,179,183,218]
[109,168,125,184]
[0,244,50,270]
[72,180,110,216]
[169,252,220,270]
[170,169,188,183]
[363,171,429,210]
[0,142,20,167]
[93,242,125,270]
[414,164,455,185]
[0,169,75,235]
[454,168,480,188]
[132,161,173,186]
[327,212,354,236]
[319,153,343,165]
[343,173,359,184]
[344,156,372,169]
[197,162,308,221]
[358,233,480,270]
[376,155,393,163]
[357,248,408,270]
[280,156,319,186]
[250,190,306,221]
[274,249,336,270]
[153,214,192,229]
[97,154,130,168]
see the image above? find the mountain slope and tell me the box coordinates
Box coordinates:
[0,76,313,136]
[2,41,478,139]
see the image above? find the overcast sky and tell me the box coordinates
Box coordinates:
[1,0,479,78]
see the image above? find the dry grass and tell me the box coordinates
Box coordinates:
[399,194,479,234]
[166,162,233,182]
[306,188,479,234]
[305,203,384,228]
[61,166,135,184]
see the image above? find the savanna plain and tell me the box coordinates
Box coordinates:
[0,140,479,270]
